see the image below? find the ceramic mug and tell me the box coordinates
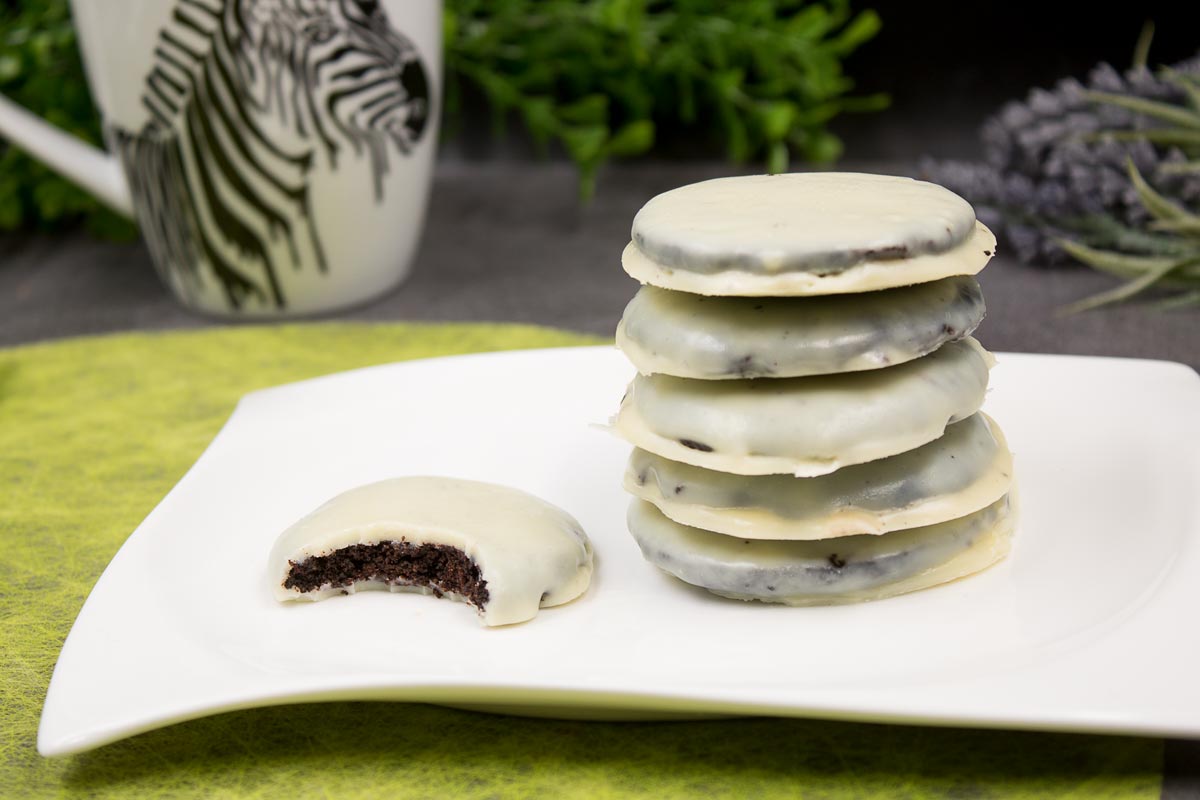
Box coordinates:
[0,0,440,317]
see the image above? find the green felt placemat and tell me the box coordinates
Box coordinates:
[0,322,1163,799]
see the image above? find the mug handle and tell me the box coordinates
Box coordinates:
[0,93,133,217]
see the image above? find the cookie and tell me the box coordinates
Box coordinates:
[628,494,1014,605]
[269,477,594,626]
[616,276,985,379]
[623,173,996,296]
[625,413,1012,540]
[613,337,992,477]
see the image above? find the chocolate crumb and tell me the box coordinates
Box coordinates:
[828,554,847,569]
[285,542,489,609]
[674,484,685,495]
[679,438,714,452]
[983,250,992,256]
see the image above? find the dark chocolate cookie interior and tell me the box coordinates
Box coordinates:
[284,542,489,608]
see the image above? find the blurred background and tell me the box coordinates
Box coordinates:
[0,0,1197,363]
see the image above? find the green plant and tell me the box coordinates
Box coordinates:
[0,0,884,235]
[446,0,887,197]
[0,2,135,239]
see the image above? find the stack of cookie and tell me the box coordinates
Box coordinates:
[611,173,1016,605]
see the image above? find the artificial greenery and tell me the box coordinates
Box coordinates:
[0,2,135,239]
[445,0,887,196]
[0,0,885,235]
[923,28,1200,311]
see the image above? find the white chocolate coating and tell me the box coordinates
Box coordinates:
[622,224,996,296]
[269,477,594,626]
[623,173,995,296]
[625,413,1013,540]
[616,277,985,379]
[613,338,993,477]
[627,495,1014,606]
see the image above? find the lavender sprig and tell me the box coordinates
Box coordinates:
[922,53,1200,309]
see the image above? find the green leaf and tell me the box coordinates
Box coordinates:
[0,54,22,83]
[804,130,844,163]
[560,124,609,166]
[557,94,610,125]
[596,0,638,31]
[1154,289,1200,309]
[1158,160,1200,175]
[1149,218,1200,235]
[1125,158,1200,224]
[1085,90,1200,129]
[1059,257,1197,314]
[785,6,834,39]
[1058,238,1178,274]
[0,193,22,230]
[1131,20,1154,70]
[1161,67,1200,112]
[829,10,882,55]
[442,8,459,45]
[766,141,788,174]
[518,95,560,149]
[1091,128,1200,147]
[605,120,655,157]
[1057,238,1200,283]
[757,101,796,142]
[723,112,751,163]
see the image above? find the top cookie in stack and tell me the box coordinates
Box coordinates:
[611,173,1016,606]
[622,172,996,296]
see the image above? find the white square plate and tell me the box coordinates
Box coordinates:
[39,347,1200,756]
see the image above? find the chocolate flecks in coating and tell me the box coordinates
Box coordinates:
[942,324,958,336]
[983,250,992,256]
[635,470,648,486]
[285,542,490,609]
[847,244,910,263]
[731,354,774,378]
[680,438,714,453]
[828,554,847,569]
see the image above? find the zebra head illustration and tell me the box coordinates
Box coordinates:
[114,0,432,311]
[237,0,430,184]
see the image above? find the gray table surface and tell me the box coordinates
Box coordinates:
[1,160,1197,796]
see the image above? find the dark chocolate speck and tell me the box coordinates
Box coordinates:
[679,438,714,453]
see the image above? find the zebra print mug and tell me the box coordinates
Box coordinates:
[0,0,440,317]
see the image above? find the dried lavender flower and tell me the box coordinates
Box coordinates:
[922,55,1200,266]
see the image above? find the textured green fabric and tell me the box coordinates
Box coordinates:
[0,323,1162,799]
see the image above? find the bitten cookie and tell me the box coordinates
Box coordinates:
[269,477,594,626]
